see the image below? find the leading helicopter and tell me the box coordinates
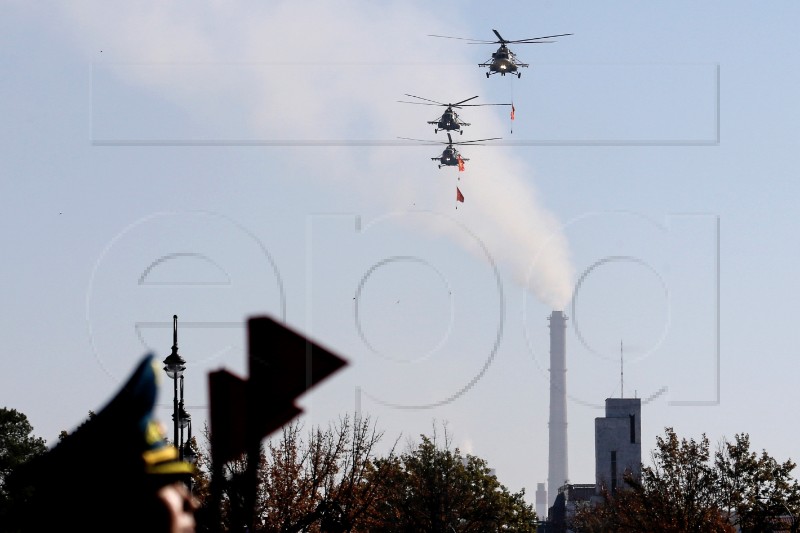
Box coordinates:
[398,132,501,169]
[429,29,572,78]
[398,94,512,135]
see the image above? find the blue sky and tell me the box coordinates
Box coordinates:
[2,1,800,506]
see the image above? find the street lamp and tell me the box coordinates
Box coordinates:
[182,417,197,492]
[174,398,190,459]
[182,418,197,464]
[163,315,186,454]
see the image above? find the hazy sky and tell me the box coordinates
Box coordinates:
[3,1,800,507]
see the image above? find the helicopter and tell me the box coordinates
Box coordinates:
[398,132,501,169]
[429,29,572,78]
[398,94,512,135]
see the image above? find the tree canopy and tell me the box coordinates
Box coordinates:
[369,429,537,532]
[572,427,800,533]
[198,418,538,532]
[0,408,47,530]
[199,414,397,532]
[0,409,46,496]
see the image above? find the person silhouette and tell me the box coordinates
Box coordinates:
[6,355,198,533]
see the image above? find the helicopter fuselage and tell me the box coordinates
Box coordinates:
[481,44,526,77]
[441,147,458,165]
[432,146,466,168]
[427,107,467,134]
[430,117,460,133]
[428,107,469,134]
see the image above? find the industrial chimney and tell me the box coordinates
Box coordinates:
[535,483,547,521]
[547,310,568,507]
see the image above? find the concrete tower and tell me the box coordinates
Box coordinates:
[535,483,547,521]
[547,310,568,507]
[595,398,641,494]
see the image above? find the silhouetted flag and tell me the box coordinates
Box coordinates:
[208,316,348,531]
[208,371,303,467]
[247,316,345,448]
[208,316,347,464]
[208,370,247,466]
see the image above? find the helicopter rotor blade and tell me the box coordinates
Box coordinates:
[492,29,507,43]
[397,136,446,145]
[457,103,512,107]
[452,95,480,107]
[509,33,573,43]
[402,94,448,106]
[397,100,449,106]
[428,33,496,43]
[433,30,571,45]
[453,137,502,145]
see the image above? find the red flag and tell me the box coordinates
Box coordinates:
[456,187,464,203]
[457,155,465,172]
[511,103,515,120]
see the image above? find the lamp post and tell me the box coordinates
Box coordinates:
[175,384,190,460]
[182,417,197,492]
[162,315,186,454]
[183,418,197,464]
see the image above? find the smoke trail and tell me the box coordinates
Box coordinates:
[59,0,574,308]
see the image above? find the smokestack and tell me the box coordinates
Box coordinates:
[547,310,568,507]
[536,482,547,521]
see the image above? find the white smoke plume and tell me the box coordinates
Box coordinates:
[57,1,574,309]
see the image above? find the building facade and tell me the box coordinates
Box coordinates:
[594,398,641,494]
